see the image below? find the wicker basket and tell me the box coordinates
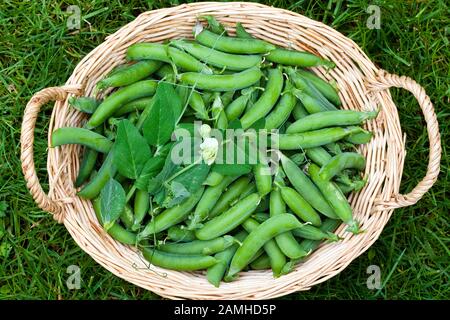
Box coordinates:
[20,2,441,299]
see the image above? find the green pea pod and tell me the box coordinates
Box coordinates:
[209,176,251,218]
[229,214,302,278]
[159,235,234,255]
[195,193,260,240]
[75,148,99,188]
[344,127,373,144]
[93,198,137,245]
[292,102,309,120]
[270,189,308,259]
[51,127,112,153]
[225,93,251,121]
[280,154,337,219]
[132,189,150,231]
[68,96,100,114]
[319,152,366,180]
[155,64,175,81]
[97,60,162,90]
[201,15,228,35]
[171,40,262,71]
[280,187,321,226]
[249,254,271,270]
[120,204,135,230]
[265,81,296,130]
[195,28,276,54]
[278,127,362,150]
[305,147,332,166]
[188,90,209,120]
[299,219,342,253]
[113,97,153,117]
[206,230,248,287]
[78,149,117,199]
[267,48,334,68]
[308,163,360,234]
[138,187,204,239]
[203,171,224,186]
[252,212,270,223]
[240,68,284,129]
[292,223,339,242]
[253,163,272,197]
[211,94,228,129]
[179,67,263,92]
[296,69,341,106]
[167,226,196,242]
[86,80,157,129]
[187,175,237,230]
[142,248,217,271]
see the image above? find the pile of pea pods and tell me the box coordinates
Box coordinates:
[51,17,378,287]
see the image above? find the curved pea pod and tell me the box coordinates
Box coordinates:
[168,46,213,74]
[93,198,137,245]
[209,176,251,218]
[225,93,251,121]
[286,110,378,134]
[305,147,332,166]
[206,231,248,287]
[158,235,234,255]
[252,212,270,223]
[179,67,263,92]
[75,148,99,188]
[264,81,296,130]
[195,193,260,240]
[78,150,117,199]
[270,189,309,259]
[266,48,335,68]
[278,127,363,150]
[240,218,286,278]
[211,94,228,129]
[120,204,135,230]
[188,90,209,120]
[113,97,153,117]
[319,152,366,180]
[127,43,171,62]
[138,187,204,240]
[228,214,302,278]
[187,176,236,230]
[68,96,100,114]
[132,189,150,231]
[292,101,309,120]
[240,68,284,129]
[239,184,257,200]
[280,187,321,227]
[97,60,162,90]
[296,69,341,106]
[86,80,157,129]
[253,163,272,197]
[308,163,361,234]
[51,127,112,153]
[155,64,175,81]
[171,40,262,71]
[280,154,337,219]
[194,28,276,54]
[142,248,217,271]
[167,226,196,242]
[292,223,340,242]
[344,127,373,144]
[298,219,342,253]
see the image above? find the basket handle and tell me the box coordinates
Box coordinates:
[20,85,83,223]
[368,70,441,209]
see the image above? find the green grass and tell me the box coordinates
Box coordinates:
[0,0,448,300]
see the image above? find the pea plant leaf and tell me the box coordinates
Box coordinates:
[162,181,191,208]
[113,119,152,179]
[142,82,183,147]
[147,150,180,195]
[134,156,166,191]
[100,179,126,231]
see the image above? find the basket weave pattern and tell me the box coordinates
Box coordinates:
[20,2,441,299]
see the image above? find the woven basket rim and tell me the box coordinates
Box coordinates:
[20,2,441,300]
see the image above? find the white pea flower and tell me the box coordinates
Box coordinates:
[200,137,219,165]
[199,124,211,139]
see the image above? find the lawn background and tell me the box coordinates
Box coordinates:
[0,0,448,299]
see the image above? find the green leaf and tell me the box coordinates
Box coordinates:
[212,163,252,176]
[135,156,166,191]
[114,119,152,179]
[142,82,182,147]
[173,163,210,194]
[162,181,191,208]
[148,150,180,194]
[100,179,126,231]
[0,241,12,258]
